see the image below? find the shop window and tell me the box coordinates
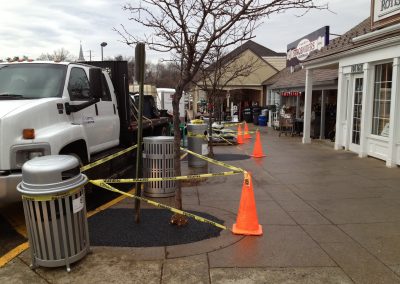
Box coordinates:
[352,78,363,145]
[371,63,393,137]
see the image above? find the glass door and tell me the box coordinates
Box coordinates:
[350,76,363,151]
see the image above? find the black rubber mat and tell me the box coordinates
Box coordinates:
[86,183,134,212]
[88,209,223,247]
[0,215,26,256]
[213,153,250,161]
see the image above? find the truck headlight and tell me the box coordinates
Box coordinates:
[10,144,51,169]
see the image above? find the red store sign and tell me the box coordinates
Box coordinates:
[281,91,302,97]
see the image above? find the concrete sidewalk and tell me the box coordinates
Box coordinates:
[2,127,400,283]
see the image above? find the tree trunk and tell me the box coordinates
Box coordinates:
[172,89,182,209]
[208,95,214,157]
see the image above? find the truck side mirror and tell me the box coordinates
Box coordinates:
[89,68,103,99]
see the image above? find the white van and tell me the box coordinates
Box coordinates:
[156,88,185,120]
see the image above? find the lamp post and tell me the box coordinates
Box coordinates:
[100,42,107,61]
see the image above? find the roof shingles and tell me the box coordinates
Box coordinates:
[264,67,338,89]
[304,16,400,63]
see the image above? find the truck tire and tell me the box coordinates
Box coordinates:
[59,140,88,165]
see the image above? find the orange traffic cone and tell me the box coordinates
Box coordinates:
[237,124,244,144]
[232,172,262,236]
[251,129,266,158]
[244,122,251,139]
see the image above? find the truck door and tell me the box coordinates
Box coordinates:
[94,73,120,150]
[68,67,120,154]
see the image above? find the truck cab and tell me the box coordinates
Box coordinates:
[0,61,120,204]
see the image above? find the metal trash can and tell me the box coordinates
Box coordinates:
[143,136,176,197]
[187,123,208,167]
[17,155,89,272]
[243,108,252,123]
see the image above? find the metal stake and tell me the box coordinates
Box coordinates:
[134,43,146,223]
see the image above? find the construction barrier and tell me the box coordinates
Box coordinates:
[77,137,259,234]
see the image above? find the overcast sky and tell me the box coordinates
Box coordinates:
[0,0,370,62]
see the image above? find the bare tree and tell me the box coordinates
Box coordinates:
[118,0,326,224]
[196,41,263,156]
[37,48,75,62]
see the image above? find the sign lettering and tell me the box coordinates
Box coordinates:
[351,64,363,73]
[372,0,400,29]
[286,26,329,68]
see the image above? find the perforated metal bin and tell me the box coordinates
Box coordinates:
[187,123,208,167]
[143,136,176,197]
[17,155,89,272]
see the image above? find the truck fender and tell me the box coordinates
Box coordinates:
[59,140,89,165]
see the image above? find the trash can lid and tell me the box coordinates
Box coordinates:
[17,155,88,196]
[143,136,174,143]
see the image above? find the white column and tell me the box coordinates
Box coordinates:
[335,68,344,150]
[386,57,400,167]
[344,75,353,151]
[359,63,372,158]
[303,69,313,144]
[320,90,326,139]
[226,90,230,115]
[267,89,272,127]
[296,95,300,119]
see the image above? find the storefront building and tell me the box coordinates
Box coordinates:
[263,27,338,139]
[303,1,400,167]
[190,40,285,120]
[264,67,338,138]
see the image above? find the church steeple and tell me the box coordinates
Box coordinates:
[78,41,85,61]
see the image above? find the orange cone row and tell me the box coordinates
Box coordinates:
[231,123,265,236]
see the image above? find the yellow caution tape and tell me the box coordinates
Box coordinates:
[92,170,241,184]
[21,187,83,202]
[187,132,207,138]
[90,180,228,230]
[221,122,244,127]
[214,134,233,145]
[180,147,245,173]
[80,144,138,172]
[214,129,236,133]
[190,119,205,124]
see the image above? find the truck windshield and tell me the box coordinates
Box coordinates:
[0,64,67,99]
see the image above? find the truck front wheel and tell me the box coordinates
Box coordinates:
[59,140,89,165]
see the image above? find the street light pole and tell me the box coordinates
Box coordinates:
[100,42,107,61]
[86,50,93,61]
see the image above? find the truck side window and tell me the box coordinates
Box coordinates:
[68,67,91,101]
[101,74,112,101]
